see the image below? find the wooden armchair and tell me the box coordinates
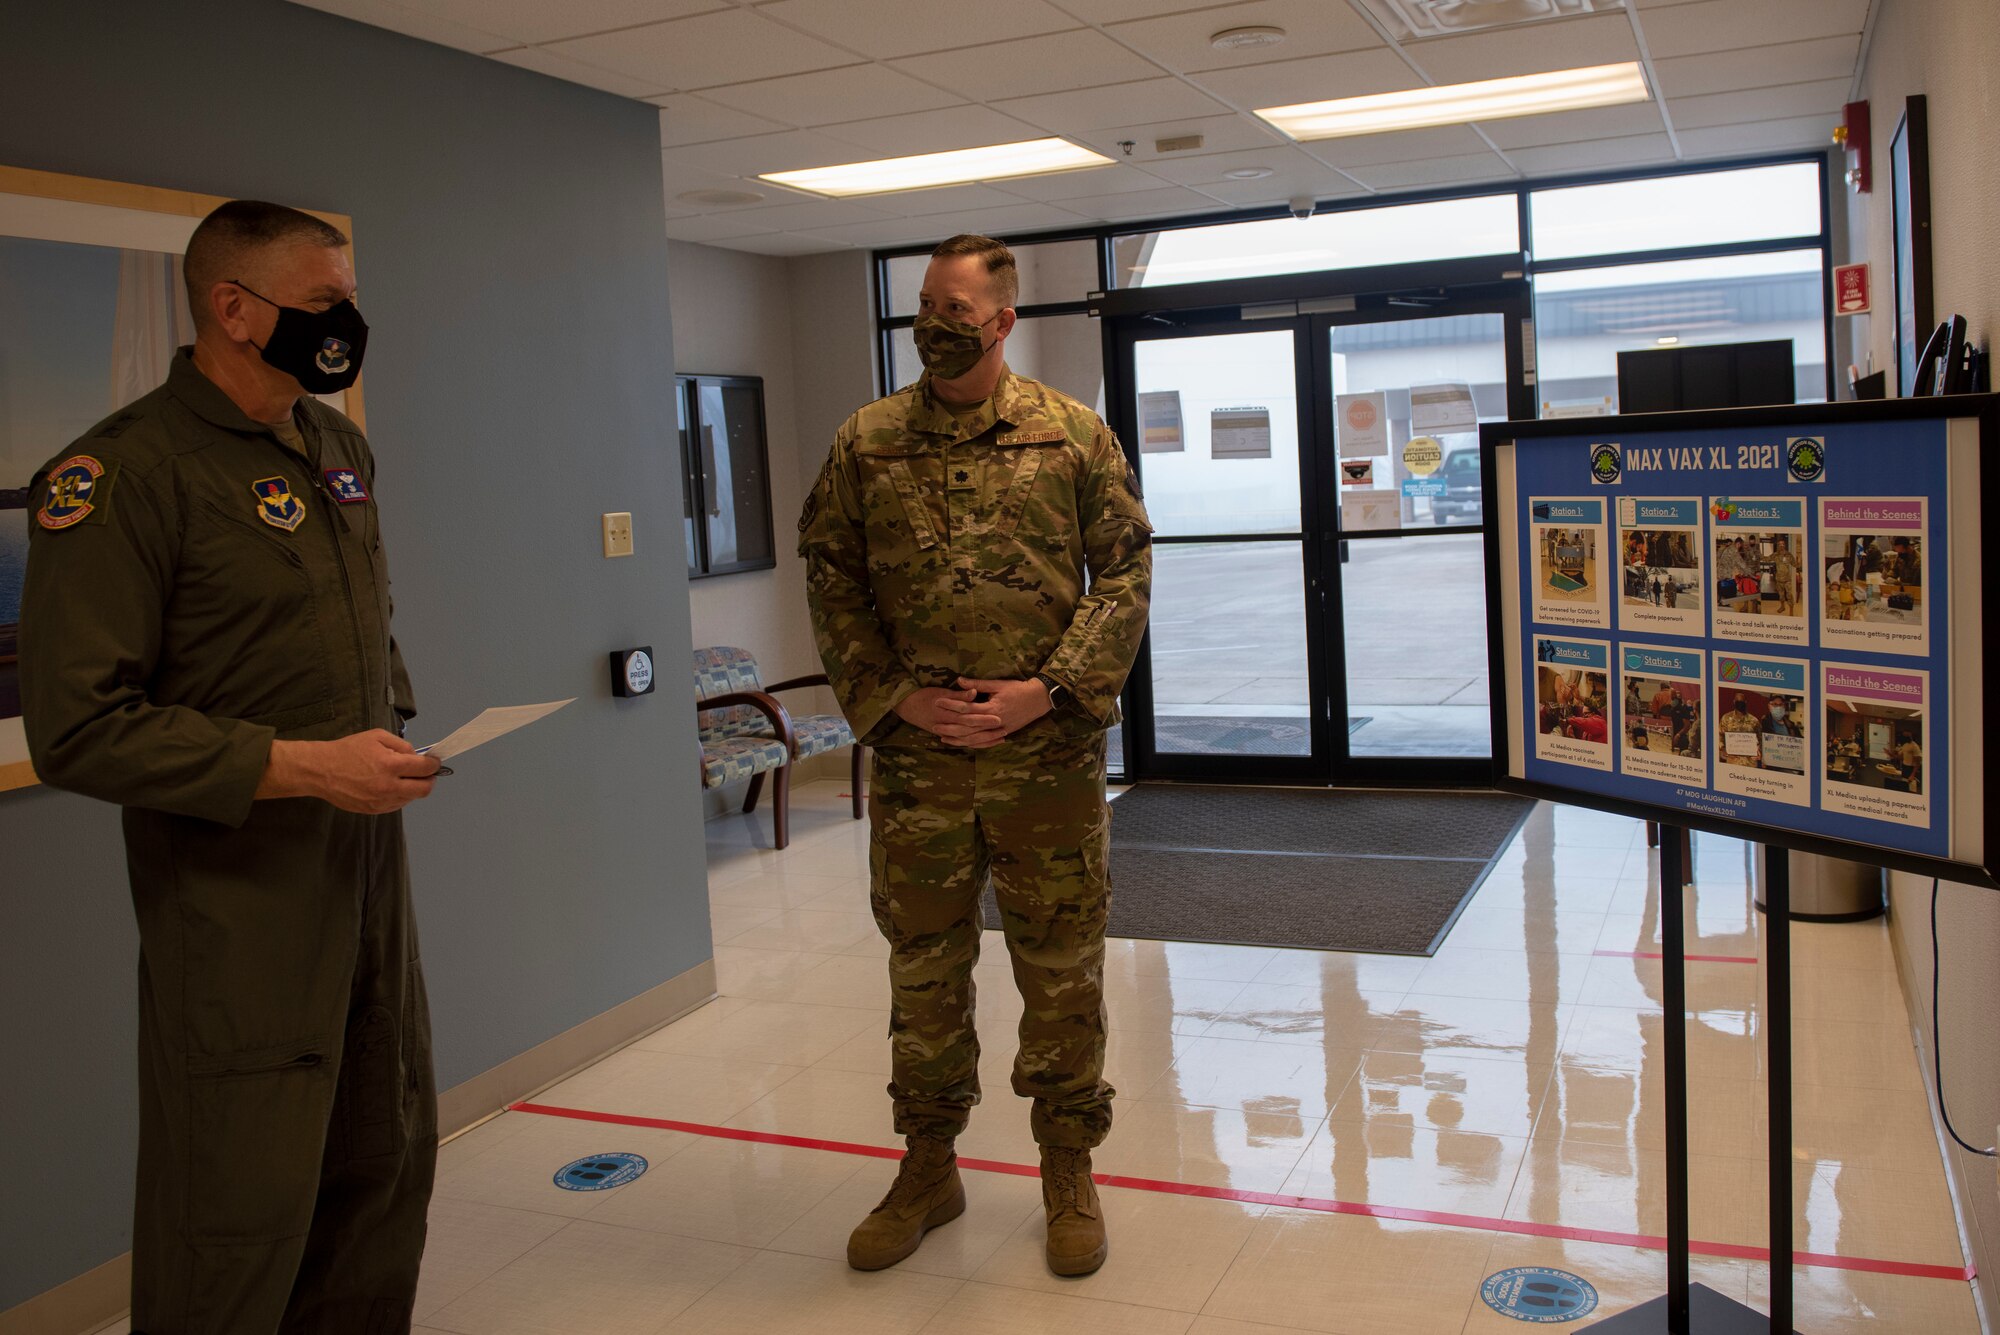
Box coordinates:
[693,647,864,850]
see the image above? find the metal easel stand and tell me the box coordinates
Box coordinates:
[1585,829,1801,1333]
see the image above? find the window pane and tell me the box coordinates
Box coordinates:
[1532,250,1827,412]
[1150,542,1310,757]
[889,313,1106,413]
[677,380,700,575]
[1112,195,1519,288]
[1342,533,1489,757]
[696,382,773,569]
[1529,163,1822,261]
[884,237,1098,316]
[1133,329,1300,537]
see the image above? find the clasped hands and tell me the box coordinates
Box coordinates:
[895,676,1053,748]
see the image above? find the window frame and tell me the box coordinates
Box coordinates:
[678,371,777,580]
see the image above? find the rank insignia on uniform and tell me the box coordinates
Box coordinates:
[316,338,354,376]
[252,476,307,531]
[37,455,109,530]
[323,468,370,504]
[948,466,976,490]
[996,428,1066,446]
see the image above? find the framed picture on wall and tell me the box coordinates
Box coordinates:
[1889,95,1932,397]
[0,165,364,793]
[679,373,775,578]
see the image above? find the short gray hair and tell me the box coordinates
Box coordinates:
[184,199,348,329]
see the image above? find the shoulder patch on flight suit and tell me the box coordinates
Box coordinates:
[995,427,1066,446]
[37,455,116,530]
[323,468,369,504]
[799,458,831,533]
[252,476,308,532]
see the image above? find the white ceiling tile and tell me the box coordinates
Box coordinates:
[895,202,1094,234]
[1509,132,1676,177]
[1305,124,1489,168]
[394,0,724,46]
[489,45,671,98]
[721,197,900,231]
[701,63,964,125]
[1637,0,1868,61]
[1478,100,1667,149]
[1053,185,1233,222]
[1187,47,1420,110]
[661,165,791,206]
[1140,143,1338,188]
[1675,114,1839,159]
[715,232,857,256]
[1199,173,1368,207]
[998,163,1174,200]
[1343,150,1516,191]
[865,182,1047,217]
[662,128,880,178]
[665,213,784,242]
[806,215,981,246]
[1109,0,1385,75]
[654,96,789,147]
[1652,35,1860,100]
[1054,0,1233,20]
[994,78,1231,134]
[547,9,854,90]
[755,0,1079,60]
[1066,113,1290,162]
[888,29,1163,102]
[1666,78,1849,131]
[824,104,1051,156]
[1404,13,1641,85]
[288,0,516,53]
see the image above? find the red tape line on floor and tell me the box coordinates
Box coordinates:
[1593,949,1761,965]
[507,1101,1973,1283]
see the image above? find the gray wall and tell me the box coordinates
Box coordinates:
[0,0,707,1313]
[1843,0,2000,1316]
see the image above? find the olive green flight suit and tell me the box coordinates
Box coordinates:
[800,368,1152,1149]
[20,351,434,1335]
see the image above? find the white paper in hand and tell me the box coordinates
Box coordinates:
[419,699,575,762]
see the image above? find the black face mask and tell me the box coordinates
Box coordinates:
[233,280,369,393]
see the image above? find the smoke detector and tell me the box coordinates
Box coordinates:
[1209,25,1288,50]
[1224,167,1275,180]
[676,188,766,207]
[1354,0,1625,39]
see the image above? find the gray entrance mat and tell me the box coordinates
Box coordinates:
[981,785,1534,957]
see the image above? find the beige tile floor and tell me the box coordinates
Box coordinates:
[91,782,1979,1334]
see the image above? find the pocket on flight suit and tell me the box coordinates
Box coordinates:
[855,447,938,570]
[184,1038,337,1243]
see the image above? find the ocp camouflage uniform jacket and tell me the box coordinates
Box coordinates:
[800,367,1152,746]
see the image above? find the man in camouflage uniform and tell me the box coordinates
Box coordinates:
[799,234,1151,1277]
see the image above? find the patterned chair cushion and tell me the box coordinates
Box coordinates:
[792,713,855,761]
[700,705,770,741]
[700,735,791,789]
[693,646,764,731]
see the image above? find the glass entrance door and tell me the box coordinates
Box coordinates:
[1111,288,1531,785]
[1118,321,1329,782]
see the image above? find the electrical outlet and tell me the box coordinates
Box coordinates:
[601,512,634,558]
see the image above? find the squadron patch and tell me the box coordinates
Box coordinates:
[38,455,112,530]
[323,467,370,504]
[252,476,307,532]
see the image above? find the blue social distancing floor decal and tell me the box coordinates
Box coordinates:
[1481,1267,1601,1323]
[554,1153,648,1191]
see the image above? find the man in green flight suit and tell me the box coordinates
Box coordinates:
[799,234,1152,1278]
[20,200,440,1335]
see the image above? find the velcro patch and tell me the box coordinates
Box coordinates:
[37,455,115,530]
[996,428,1066,446]
[323,468,369,504]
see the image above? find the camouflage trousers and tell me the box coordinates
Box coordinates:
[869,725,1114,1149]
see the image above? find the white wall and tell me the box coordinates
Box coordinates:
[670,242,876,804]
[1843,0,2000,1317]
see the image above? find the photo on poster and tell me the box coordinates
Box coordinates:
[1617,497,1703,635]
[1533,636,1613,772]
[1617,643,1705,788]
[1820,497,1928,655]
[1711,652,1810,807]
[1821,663,1930,829]
[1529,498,1608,629]
[1708,498,1807,647]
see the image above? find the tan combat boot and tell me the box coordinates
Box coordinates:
[847,1135,966,1271]
[1040,1146,1108,1276]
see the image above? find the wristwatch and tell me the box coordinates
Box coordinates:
[1031,672,1069,712]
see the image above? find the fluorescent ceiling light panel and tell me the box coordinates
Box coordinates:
[1255,62,1650,141]
[759,138,1114,197]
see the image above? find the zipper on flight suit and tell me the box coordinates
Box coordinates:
[271,422,375,728]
